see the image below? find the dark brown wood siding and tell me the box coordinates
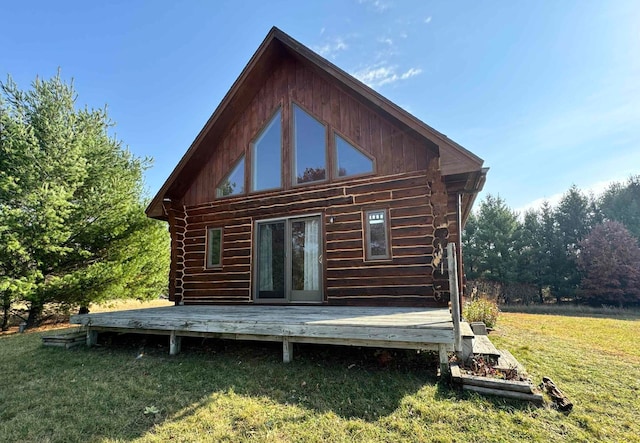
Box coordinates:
[175,168,458,307]
[168,54,460,308]
[182,56,433,207]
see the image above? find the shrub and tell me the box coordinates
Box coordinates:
[463,298,500,328]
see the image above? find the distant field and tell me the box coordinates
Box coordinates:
[0,306,638,442]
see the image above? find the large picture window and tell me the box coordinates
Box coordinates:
[293,104,327,185]
[252,109,282,192]
[206,227,223,268]
[364,209,390,260]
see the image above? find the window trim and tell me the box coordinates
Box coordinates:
[205,227,223,269]
[333,130,376,181]
[291,102,329,187]
[216,154,245,199]
[364,209,391,261]
[250,107,283,193]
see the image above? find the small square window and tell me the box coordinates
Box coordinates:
[365,210,390,260]
[206,227,223,268]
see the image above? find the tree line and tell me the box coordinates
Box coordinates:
[463,179,640,307]
[0,73,169,329]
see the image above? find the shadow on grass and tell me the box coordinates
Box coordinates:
[0,330,538,442]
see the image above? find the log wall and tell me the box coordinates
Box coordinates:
[171,168,454,307]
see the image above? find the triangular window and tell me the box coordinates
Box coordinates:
[216,155,245,198]
[293,104,327,185]
[335,134,374,178]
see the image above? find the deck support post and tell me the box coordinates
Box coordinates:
[283,338,293,363]
[438,343,449,375]
[169,331,181,355]
[86,329,98,347]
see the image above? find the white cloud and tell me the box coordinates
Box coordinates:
[515,178,622,215]
[313,37,348,59]
[352,64,422,87]
[378,37,393,46]
[424,16,432,24]
[400,67,421,79]
[358,0,391,12]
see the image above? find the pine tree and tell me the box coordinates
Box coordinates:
[462,195,519,301]
[0,73,169,328]
[600,176,640,240]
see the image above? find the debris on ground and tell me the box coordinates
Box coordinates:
[539,376,573,412]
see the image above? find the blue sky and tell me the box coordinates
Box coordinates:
[2,0,639,212]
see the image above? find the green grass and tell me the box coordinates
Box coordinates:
[1,311,639,442]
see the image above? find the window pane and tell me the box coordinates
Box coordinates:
[291,219,320,291]
[367,211,389,259]
[294,105,326,184]
[257,221,285,298]
[207,228,222,267]
[336,135,374,177]
[252,110,282,191]
[216,156,245,197]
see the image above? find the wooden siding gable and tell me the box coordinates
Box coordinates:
[181,57,436,208]
[146,27,486,221]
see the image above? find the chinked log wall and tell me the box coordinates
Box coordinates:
[172,168,453,307]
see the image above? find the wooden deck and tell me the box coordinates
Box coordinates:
[70,305,455,372]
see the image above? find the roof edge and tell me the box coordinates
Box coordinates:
[146,27,283,219]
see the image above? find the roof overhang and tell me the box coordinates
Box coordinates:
[443,167,489,227]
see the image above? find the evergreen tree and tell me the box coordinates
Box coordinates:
[463,195,519,299]
[512,209,547,301]
[553,186,594,301]
[600,176,640,240]
[461,212,481,281]
[0,73,169,328]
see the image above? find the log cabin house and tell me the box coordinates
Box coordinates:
[145,27,487,309]
[73,27,488,368]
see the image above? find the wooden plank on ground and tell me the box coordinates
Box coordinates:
[463,385,543,403]
[459,374,534,393]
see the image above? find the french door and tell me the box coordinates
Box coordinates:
[255,215,322,302]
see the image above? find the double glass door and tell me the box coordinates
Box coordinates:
[256,216,322,302]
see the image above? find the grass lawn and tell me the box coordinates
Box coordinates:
[1,308,639,442]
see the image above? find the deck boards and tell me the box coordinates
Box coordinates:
[71,305,454,348]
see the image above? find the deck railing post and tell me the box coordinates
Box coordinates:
[447,243,462,357]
